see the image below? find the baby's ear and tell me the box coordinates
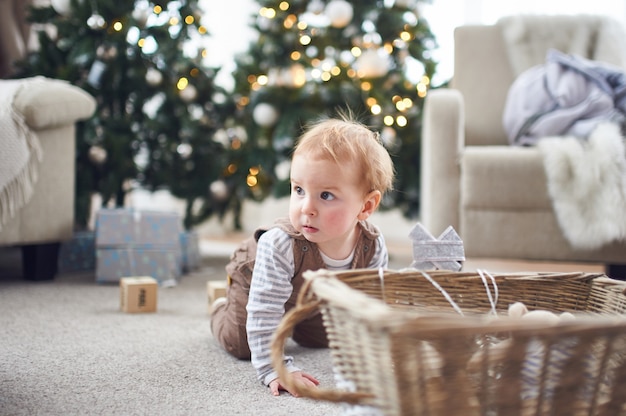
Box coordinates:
[358,190,382,220]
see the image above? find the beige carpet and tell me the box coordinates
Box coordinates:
[0,244,605,416]
[0,250,343,416]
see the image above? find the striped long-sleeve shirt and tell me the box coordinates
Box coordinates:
[246,226,388,385]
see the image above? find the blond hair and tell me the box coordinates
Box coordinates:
[293,116,394,195]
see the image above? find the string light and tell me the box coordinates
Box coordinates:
[177,77,189,90]
[226,164,237,175]
[260,7,276,18]
[113,21,123,31]
[185,15,194,25]
[412,74,430,98]
[247,166,261,188]
[284,14,297,29]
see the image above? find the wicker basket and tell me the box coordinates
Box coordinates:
[271,269,626,416]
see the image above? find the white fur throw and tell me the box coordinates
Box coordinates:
[498,14,626,76]
[0,79,42,231]
[538,123,626,250]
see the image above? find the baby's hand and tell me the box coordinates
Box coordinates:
[269,371,320,397]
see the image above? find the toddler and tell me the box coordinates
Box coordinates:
[210,115,395,397]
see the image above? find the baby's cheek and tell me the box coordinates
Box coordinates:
[323,210,352,230]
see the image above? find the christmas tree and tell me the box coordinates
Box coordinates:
[226,0,438,218]
[15,0,234,229]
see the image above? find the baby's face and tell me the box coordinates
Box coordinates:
[288,154,368,259]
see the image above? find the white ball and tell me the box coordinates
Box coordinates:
[354,49,391,78]
[325,0,353,28]
[145,68,163,86]
[209,180,229,201]
[394,0,417,8]
[88,145,107,165]
[51,0,72,16]
[253,103,280,127]
[132,6,152,27]
[179,84,197,102]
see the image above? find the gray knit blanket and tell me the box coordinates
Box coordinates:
[0,79,42,231]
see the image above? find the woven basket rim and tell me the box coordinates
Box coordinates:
[302,268,626,331]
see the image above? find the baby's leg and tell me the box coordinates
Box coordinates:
[210,274,251,360]
[291,312,328,349]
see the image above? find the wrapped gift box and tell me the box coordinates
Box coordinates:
[58,231,96,273]
[180,230,201,272]
[95,209,183,285]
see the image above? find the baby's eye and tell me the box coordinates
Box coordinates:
[320,191,335,201]
[293,185,304,196]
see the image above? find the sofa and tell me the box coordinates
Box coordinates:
[420,15,626,278]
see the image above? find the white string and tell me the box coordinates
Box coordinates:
[420,271,464,316]
[477,269,499,316]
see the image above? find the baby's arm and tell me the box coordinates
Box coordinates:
[268,371,320,396]
[368,231,389,269]
[246,229,305,388]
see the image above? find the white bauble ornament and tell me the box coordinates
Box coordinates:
[274,160,291,181]
[209,180,229,201]
[51,0,72,15]
[179,84,197,102]
[132,6,152,27]
[354,49,391,78]
[394,0,417,8]
[87,14,106,30]
[176,143,193,159]
[307,0,325,14]
[253,103,279,127]
[325,0,353,28]
[88,145,107,165]
[145,68,163,86]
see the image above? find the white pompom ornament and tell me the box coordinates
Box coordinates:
[252,103,279,127]
[325,0,353,28]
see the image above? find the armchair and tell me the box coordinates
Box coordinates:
[420,15,626,278]
[0,78,96,280]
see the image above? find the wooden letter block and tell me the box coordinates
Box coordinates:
[207,280,228,312]
[120,276,158,313]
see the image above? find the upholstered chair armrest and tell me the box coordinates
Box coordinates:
[420,88,464,235]
[11,77,96,131]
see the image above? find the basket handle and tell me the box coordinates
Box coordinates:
[270,284,372,404]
